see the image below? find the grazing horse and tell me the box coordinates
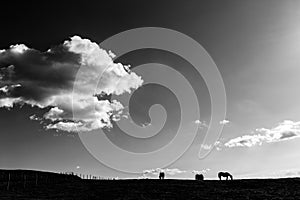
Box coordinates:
[218,172,233,180]
[195,174,204,181]
[159,172,165,179]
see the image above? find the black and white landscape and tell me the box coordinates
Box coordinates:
[1,1,300,199]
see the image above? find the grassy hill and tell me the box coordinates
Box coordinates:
[0,170,299,199]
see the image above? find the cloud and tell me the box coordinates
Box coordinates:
[44,107,64,121]
[0,97,21,108]
[0,36,143,132]
[142,168,211,178]
[137,175,148,179]
[142,168,160,175]
[9,44,29,54]
[224,120,300,148]
[143,168,187,176]
[165,168,187,175]
[200,141,222,151]
[29,114,42,121]
[283,169,300,177]
[0,85,8,93]
[194,120,208,129]
[194,119,201,124]
[219,119,230,125]
[257,169,300,178]
[192,168,210,174]
[200,144,212,150]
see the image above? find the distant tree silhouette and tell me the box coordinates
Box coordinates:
[159,172,165,179]
[218,172,233,180]
[195,174,204,181]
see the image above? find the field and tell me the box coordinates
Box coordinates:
[0,170,300,199]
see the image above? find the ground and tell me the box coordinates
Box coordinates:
[0,170,300,199]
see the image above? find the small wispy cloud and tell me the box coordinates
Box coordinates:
[283,169,300,177]
[219,119,230,125]
[137,175,148,179]
[194,120,208,129]
[194,120,201,124]
[224,120,300,148]
[143,168,187,176]
[200,144,212,150]
[192,168,210,174]
[29,114,42,121]
[254,169,300,178]
[200,141,221,151]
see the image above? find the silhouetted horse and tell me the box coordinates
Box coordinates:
[218,172,233,180]
[159,172,165,179]
[195,174,204,181]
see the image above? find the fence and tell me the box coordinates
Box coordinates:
[0,170,119,191]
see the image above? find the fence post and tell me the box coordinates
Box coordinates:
[35,173,38,187]
[23,174,26,189]
[7,173,10,191]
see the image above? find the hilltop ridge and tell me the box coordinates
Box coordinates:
[0,169,299,199]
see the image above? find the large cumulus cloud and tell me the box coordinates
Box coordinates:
[0,36,143,132]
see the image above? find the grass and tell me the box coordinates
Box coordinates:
[0,170,299,199]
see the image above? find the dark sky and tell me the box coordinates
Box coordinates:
[2,0,300,179]
[0,0,230,50]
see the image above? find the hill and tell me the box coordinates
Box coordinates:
[0,170,299,199]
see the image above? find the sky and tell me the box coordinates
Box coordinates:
[1,0,300,179]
